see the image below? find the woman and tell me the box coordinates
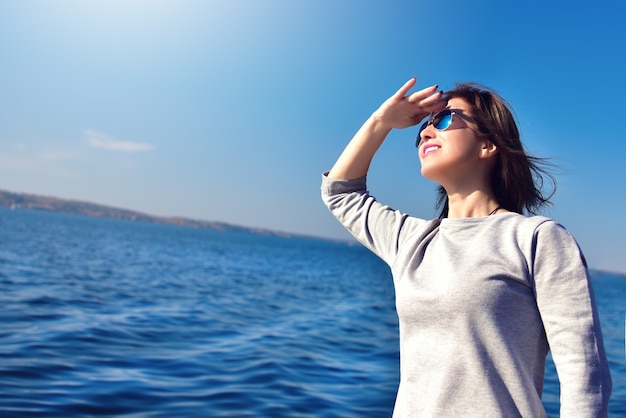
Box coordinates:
[321,78,612,417]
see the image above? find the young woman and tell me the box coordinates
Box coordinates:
[321,78,612,417]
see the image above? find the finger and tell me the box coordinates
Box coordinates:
[407,85,440,103]
[421,97,448,113]
[420,90,445,106]
[392,77,418,100]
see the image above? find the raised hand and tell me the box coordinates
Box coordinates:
[327,77,445,180]
[372,77,446,130]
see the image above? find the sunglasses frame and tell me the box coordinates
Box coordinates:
[416,109,477,148]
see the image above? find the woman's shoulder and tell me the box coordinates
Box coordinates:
[497,212,578,243]
[498,211,554,228]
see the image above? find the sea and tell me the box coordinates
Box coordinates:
[0,206,624,417]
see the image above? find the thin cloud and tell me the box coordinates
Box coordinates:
[0,156,37,173]
[0,145,77,177]
[38,149,83,161]
[84,129,154,152]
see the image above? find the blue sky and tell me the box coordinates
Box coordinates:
[1,0,625,272]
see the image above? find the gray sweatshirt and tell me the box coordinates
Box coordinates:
[321,174,611,417]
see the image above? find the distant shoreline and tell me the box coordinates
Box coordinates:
[2,188,622,275]
[0,188,343,243]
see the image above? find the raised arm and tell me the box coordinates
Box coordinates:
[327,77,446,180]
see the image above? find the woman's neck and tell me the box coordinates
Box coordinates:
[446,190,501,218]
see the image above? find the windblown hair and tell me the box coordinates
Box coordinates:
[436,83,556,218]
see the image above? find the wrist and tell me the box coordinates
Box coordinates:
[368,112,394,135]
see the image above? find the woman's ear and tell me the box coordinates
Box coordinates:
[479,139,498,159]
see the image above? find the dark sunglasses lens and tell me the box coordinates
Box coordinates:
[416,110,454,147]
[433,110,453,130]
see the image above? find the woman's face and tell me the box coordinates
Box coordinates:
[418,97,492,187]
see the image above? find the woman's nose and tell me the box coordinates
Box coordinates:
[418,124,436,146]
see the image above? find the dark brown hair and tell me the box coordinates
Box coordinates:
[436,83,556,218]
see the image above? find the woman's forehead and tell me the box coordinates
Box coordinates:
[446,97,474,116]
[446,97,471,110]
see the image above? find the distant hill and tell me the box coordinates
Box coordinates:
[0,189,295,238]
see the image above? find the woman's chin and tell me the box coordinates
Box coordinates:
[420,165,444,184]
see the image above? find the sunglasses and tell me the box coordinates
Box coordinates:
[416,109,477,147]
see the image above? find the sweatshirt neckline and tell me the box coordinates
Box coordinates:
[440,212,516,225]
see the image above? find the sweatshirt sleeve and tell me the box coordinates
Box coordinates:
[320,172,434,265]
[532,221,612,416]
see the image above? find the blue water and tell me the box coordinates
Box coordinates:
[0,207,624,417]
